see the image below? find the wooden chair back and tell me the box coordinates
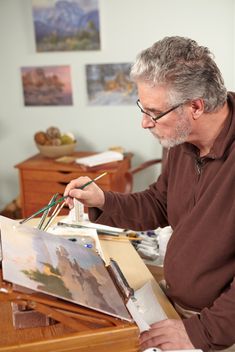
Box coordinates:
[124,148,168,193]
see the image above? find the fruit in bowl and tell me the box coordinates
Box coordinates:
[34,126,77,158]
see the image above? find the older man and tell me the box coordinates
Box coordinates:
[64,36,235,351]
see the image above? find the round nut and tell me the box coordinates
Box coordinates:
[34,131,48,145]
[46,126,61,139]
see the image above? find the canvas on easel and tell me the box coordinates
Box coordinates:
[0,216,131,322]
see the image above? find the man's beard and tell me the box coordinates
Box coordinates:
[150,113,192,148]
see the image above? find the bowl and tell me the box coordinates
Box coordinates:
[36,142,77,158]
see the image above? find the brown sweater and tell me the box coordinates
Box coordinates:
[89,92,235,351]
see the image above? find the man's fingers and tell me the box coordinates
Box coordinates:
[64,177,92,197]
[140,327,165,348]
[140,320,194,351]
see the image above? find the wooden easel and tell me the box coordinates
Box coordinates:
[0,269,139,352]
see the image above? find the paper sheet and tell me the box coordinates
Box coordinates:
[126,281,167,333]
[76,151,124,167]
[126,298,150,332]
[62,213,125,234]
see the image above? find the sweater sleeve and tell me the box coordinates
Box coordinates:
[183,276,235,351]
[88,171,169,231]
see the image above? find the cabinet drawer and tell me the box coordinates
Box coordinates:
[22,179,112,196]
[22,170,110,185]
[24,187,65,203]
[23,181,67,195]
[22,186,69,217]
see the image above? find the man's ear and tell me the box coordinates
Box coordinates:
[190,99,204,120]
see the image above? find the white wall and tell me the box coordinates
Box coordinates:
[0,0,234,209]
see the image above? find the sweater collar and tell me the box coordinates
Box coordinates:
[182,92,235,160]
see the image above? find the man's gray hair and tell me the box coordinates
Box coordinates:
[130,36,227,112]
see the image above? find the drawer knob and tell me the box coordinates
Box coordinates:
[58,170,72,174]
[58,181,68,186]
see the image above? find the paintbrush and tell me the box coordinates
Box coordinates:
[43,201,66,231]
[37,193,59,230]
[19,172,107,225]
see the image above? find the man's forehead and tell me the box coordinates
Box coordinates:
[137,83,169,107]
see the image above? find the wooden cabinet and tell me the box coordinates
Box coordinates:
[15,152,132,218]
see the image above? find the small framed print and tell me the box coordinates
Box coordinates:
[21,65,73,106]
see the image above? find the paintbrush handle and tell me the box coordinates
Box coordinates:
[20,196,66,224]
[43,201,66,231]
[79,172,107,189]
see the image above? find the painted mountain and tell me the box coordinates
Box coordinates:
[0,216,131,321]
[32,0,101,51]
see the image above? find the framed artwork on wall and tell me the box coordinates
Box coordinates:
[21,65,73,106]
[32,0,101,52]
[86,63,137,106]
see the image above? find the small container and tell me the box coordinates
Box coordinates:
[158,226,172,265]
[74,199,84,222]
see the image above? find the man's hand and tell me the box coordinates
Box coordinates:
[64,176,105,209]
[140,319,195,351]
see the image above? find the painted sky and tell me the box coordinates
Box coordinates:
[32,0,99,12]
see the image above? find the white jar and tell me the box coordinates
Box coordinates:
[158,226,172,265]
[74,199,84,222]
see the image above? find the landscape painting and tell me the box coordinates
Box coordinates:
[0,216,131,321]
[21,65,73,106]
[32,0,101,51]
[86,63,137,105]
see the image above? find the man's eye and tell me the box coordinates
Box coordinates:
[150,111,161,115]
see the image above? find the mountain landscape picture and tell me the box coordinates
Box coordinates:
[32,0,101,51]
[0,216,131,321]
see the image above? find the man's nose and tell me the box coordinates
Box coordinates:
[141,114,155,129]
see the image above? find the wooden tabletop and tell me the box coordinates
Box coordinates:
[14,152,133,173]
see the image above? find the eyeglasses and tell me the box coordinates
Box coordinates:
[136,99,183,122]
